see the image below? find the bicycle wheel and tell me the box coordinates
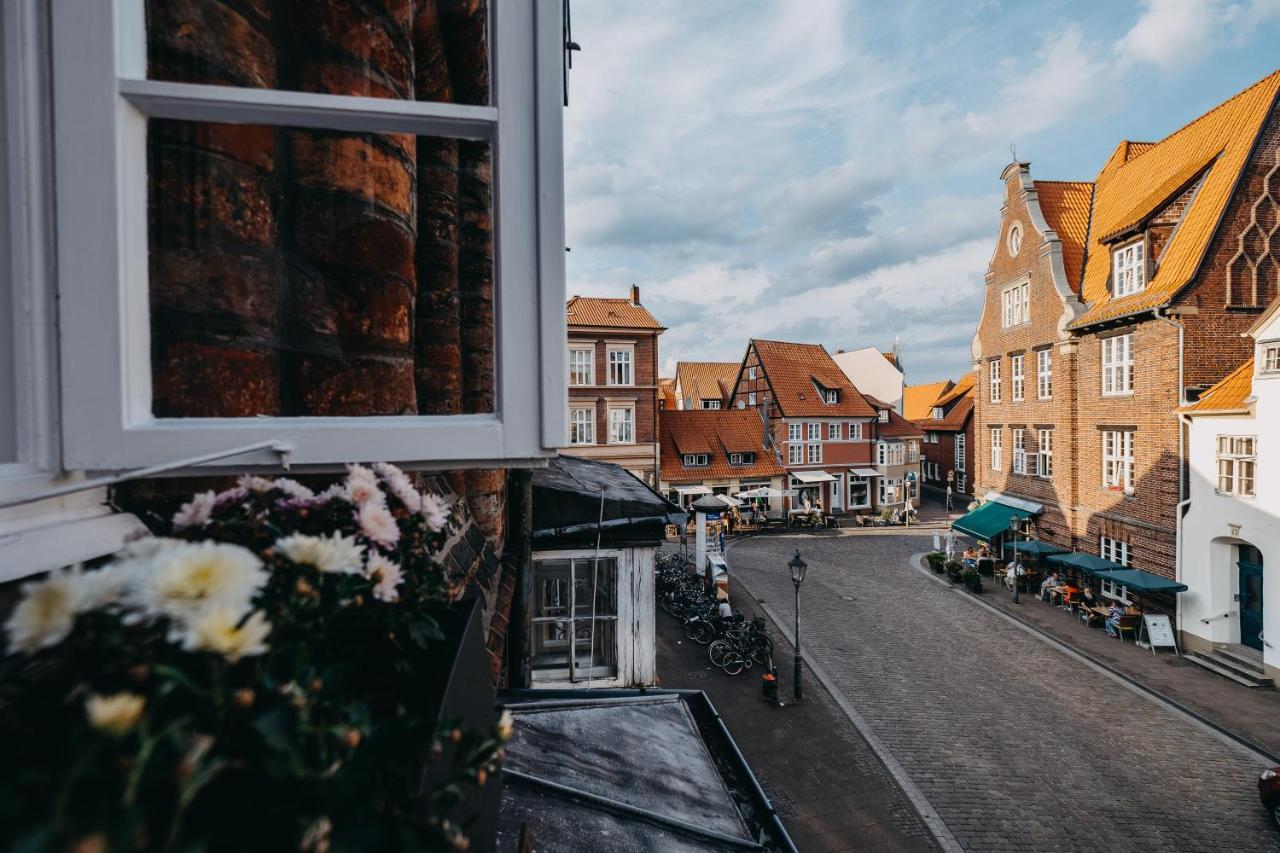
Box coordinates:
[752,637,773,666]
[692,621,715,645]
[721,651,745,676]
[684,619,704,642]
[709,640,731,667]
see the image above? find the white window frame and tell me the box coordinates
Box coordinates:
[878,476,903,505]
[1101,429,1134,493]
[828,423,840,441]
[878,409,889,423]
[682,453,709,468]
[1001,280,1029,328]
[788,423,802,442]
[824,389,838,404]
[932,407,943,419]
[728,452,752,466]
[1112,241,1146,297]
[907,440,919,463]
[989,359,1002,403]
[747,391,756,406]
[788,443,803,465]
[568,406,595,446]
[747,366,757,380]
[530,552,620,683]
[848,475,870,509]
[1101,333,1134,396]
[850,422,862,440]
[955,432,965,472]
[876,441,904,467]
[807,422,821,441]
[568,345,595,387]
[606,345,634,387]
[1036,428,1052,478]
[990,428,1002,471]
[1036,349,1052,399]
[1216,435,1256,497]
[1099,536,1132,568]
[1012,428,1026,474]
[1011,354,1024,401]
[1261,343,1280,375]
[700,399,721,410]
[807,443,823,464]
[607,405,634,445]
[51,0,567,471]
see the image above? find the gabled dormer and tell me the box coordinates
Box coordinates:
[812,378,840,405]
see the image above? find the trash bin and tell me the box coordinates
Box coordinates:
[761,669,778,704]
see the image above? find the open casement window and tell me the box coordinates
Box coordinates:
[51,1,566,472]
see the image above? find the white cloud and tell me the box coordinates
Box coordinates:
[1115,0,1225,70]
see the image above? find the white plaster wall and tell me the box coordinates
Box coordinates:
[833,348,904,413]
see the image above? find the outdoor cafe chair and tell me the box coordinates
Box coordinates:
[1116,614,1141,643]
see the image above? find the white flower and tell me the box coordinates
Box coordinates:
[172,490,216,529]
[275,532,365,575]
[85,693,145,735]
[316,484,347,504]
[272,478,315,501]
[374,463,422,513]
[75,565,134,612]
[179,605,271,662]
[496,709,514,742]
[236,475,275,494]
[357,501,401,549]
[5,567,83,653]
[134,541,267,621]
[365,553,404,603]
[420,492,453,532]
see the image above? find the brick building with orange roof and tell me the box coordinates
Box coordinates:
[564,286,665,484]
[969,69,1280,604]
[657,409,786,508]
[915,373,977,502]
[673,361,740,410]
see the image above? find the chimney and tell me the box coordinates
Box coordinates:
[629,284,640,305]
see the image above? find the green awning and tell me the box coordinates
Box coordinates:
[1045,552,1127,575]
[952,501,1032,541]
[1090,568,1188,594]
[1011,539,1069,556]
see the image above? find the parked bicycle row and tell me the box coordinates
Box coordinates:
[656,553,774,677]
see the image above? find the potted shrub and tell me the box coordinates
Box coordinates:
[944,560,963,582]
[925,552,945,572]
[878,507,895,526]
[961,566,983,593]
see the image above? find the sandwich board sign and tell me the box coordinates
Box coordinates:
[1141,614,1178,655]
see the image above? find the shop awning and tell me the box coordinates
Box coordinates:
[850,468,881,478]
[952,500,1032,541]
[1045,552,1126,575]
[1011,539,1069,556]
[791,470,836,484]
[1090,568,1188,594]
[673,484,712,496]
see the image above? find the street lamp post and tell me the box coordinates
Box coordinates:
[1008,516,1021,604]
[788,550,807,703]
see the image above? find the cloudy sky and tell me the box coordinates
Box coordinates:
[563,0,1280,385]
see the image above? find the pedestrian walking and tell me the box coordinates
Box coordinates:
[945,484,953,512]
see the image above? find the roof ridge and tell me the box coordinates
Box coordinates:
[1034,179,1094,187]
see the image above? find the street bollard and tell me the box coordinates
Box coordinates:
[762,669,779,705]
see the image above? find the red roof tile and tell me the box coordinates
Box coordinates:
[660,410,785,482]
[566,296,665,330]
[750,339,876,418]
[903,380,953,420]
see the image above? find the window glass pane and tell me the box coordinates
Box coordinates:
[145,0,490,106]
[0,25,12,464]
[148,118,494,417]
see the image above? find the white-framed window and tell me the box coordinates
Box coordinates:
[878,476,903,505]
[682,453,709,467]
[932,407,944,419]
[1012,428,1026,474]
[807,443,823,464]
[989,359,1002,403]
[848,475,870,508]
[748,392,756,406]
[1112,241,1146,297]
[808,422,821,441]
[747,366,757,380]
[1036,349,1052,399]
[824,389,838,404]
[1011,354,1024,401]
[569,407,595,446]
[569,346,595,387]
[990,428,1003,471]
[875,409,887,423]
[1001,281,1029,328]
[607,346,634,386]
[955,433,965,472]
[728,452,753,465]
[701,399,721,410]
[788,443,803,465]
[1099,536,1132,568]
[828,423,840,440]
[876,441,904,466]
[851,422,863,440]
[1037,429,1053,478]
[1101,333,1134,396]
[1007,222,1023,257]
[907,441,919,462]
[1102,429,1134,492]
[50,0,566,470]
[1216,436,1256,497]
[531,554,619,681]
[608,406,635,444]
[788,423,802,442]
[1262,344,1280,374]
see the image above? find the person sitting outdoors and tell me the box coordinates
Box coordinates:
[962,547,978,569]
[1039,570,1062,601]
[1105,601,1126,637]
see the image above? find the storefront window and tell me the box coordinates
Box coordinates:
[531,556,618,682]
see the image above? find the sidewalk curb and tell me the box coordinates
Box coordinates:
[724,540,964,853]
[906,552,1280,767]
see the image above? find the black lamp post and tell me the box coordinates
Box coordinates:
[788,550,807,703]
[1008,516,1021,604]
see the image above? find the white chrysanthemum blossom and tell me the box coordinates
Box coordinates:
[357,501,401,549]
[179,605,271,662]
[4,567,84,653]
[365,553,404,603]
[275,532,366,575]
[316,484,347,504]
[172,490,217,530]
[420,492,453,533]
[75,565,135,613]
[85,692,145,735]
[133,541,267,622]
[236,475,275,494]
[272,478,315,501]
[496,709,514,742]
[374,463,423,513]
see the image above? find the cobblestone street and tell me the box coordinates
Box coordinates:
[726,531,1280,852]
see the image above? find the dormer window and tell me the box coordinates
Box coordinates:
[1112,241,1146,296]
[1262,343,1280,374]
[932,407,943,419]
[728,452,754,465]
[824,389,838,404]
[878,410,889,423]
[683,454,709,467]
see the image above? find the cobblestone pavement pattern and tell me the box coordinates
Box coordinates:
[728,531,1280,852]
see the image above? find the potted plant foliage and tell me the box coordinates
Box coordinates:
[926,552,946,572]
[961,566,983,593]
[0,464,508,852]
[944,560,963,582]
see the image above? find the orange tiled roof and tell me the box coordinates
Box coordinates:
[903,380,953,420]
[566,296,665,330]
[881,351,900,368]
[933,372,976,408]
[877,407,924,439]
[660,409,785,482]
[751,339,877,417]
[675,361,739,407]
[925,396,974,432]
[1178,358,1255,413]
[1035,181,1094,292]
[658,378,677,409]
[1069,69,1280,329]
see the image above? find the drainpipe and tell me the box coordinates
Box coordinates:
[1157,308,1187,641]
[1174,414,1192,644]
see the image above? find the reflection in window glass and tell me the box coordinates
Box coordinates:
[145,0,489,105]
[148,119,494,417]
